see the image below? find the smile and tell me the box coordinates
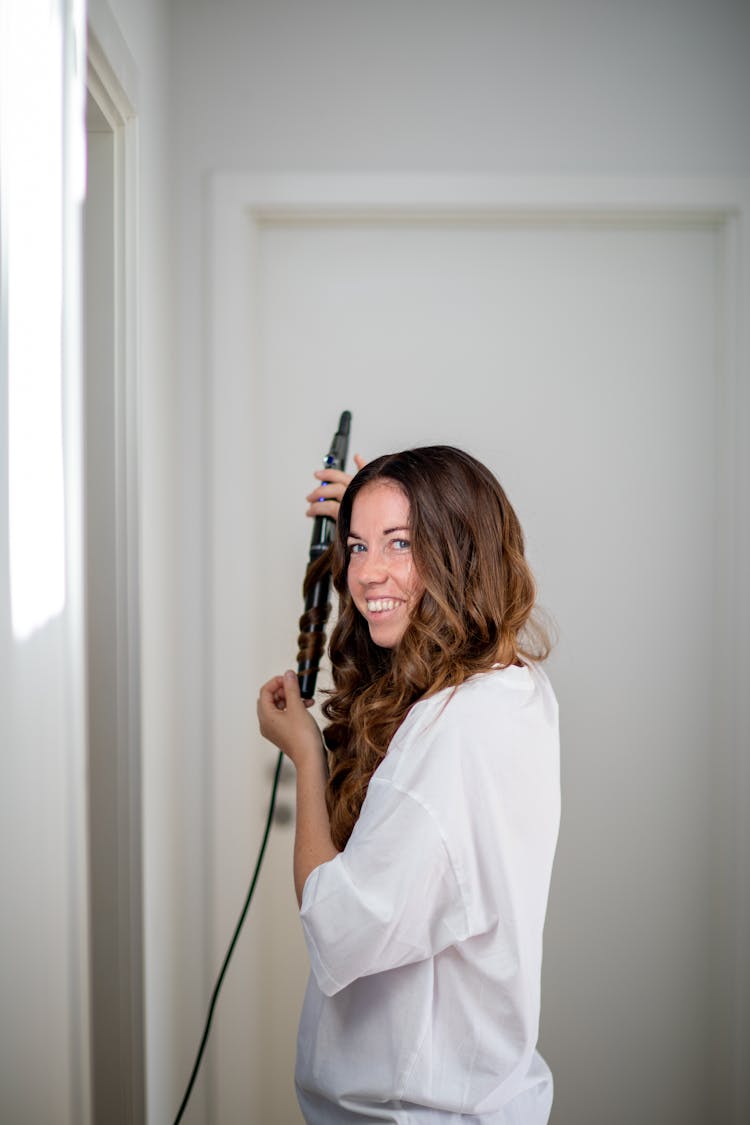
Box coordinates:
[366,598,402,613]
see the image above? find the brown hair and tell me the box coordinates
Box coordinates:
[322,446,551,849]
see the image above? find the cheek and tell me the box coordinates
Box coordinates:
[404,560,424,599]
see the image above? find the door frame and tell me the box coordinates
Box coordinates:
[85,4,143,1121]
[206,174,750,1123]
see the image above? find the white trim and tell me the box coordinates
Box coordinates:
[207,174,749,1124]
[85,12,143,1124]
[726,203,750,1123]
[211,172,747,218]
[86,0,138,119]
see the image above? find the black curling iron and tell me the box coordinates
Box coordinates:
[297,410,352,698]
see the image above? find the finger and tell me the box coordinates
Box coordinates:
[353,453,367,471]
[258,675,285,718]
[306,499,343,520]
[259,674,283,702]
[282,669,304,709]
[313,468,352,487]
[306,482,347,503]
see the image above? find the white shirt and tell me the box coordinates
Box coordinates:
[297,663,560,1124]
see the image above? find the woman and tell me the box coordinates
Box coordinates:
[257,446,560,1124]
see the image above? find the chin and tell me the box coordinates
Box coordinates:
[368,625,407,650]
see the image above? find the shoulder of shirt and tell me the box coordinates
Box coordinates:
[368,663,558,802]
[391,662,553,749]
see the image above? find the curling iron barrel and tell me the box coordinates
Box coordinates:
[297,411,351,699]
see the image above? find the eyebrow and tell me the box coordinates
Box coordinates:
[347,525,410,540]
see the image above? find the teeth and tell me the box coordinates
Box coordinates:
[367,599,399,613]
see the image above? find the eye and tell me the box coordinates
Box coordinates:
[347,541,366,555]
[391,538,411,551]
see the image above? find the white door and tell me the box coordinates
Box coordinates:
[209,203,737,1125]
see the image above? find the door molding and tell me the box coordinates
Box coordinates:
[206,174,749,1123]
[85,6,143,1122]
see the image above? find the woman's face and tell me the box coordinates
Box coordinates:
[346,481,424,649]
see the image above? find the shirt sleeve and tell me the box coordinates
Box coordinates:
[299,777,470,996]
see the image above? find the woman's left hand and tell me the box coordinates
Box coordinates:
[305,453,367,520]
[257,670,323,768]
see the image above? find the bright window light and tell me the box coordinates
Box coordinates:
[2,0,67,640]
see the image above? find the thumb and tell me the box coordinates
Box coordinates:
[283,668,305,709]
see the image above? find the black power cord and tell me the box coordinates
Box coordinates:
[172,749,284,1125]
[173,413,349,1122]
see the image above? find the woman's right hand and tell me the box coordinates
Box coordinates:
[305,453,366,521]
[257,670,322,767]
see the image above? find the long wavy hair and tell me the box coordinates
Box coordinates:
[322,446,551,849]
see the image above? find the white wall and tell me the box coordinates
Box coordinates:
[164,1,750,1122]
[1,1,90,1121]
[172,0,750,176]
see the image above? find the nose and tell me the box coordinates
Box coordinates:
[357,549,387,585]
